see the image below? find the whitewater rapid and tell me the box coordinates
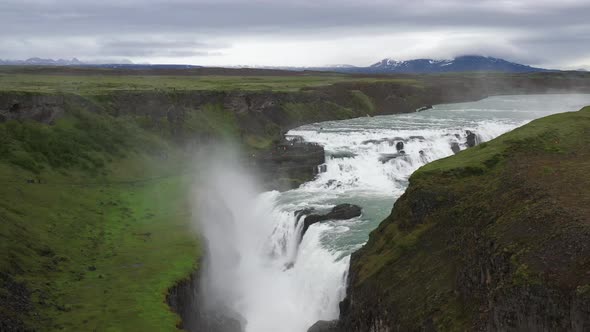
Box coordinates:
[196,94,590,332]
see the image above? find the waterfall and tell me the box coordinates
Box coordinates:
[192,94,590,332]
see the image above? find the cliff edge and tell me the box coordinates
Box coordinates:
[339,106,590,331]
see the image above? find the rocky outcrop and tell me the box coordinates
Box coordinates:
[298,204,362,238]
[465,130,479,148]
[252,139,326,190]
[337,107,590,331]
[0,93,66,124]
[450,142,461,154]
[167,270,243,332]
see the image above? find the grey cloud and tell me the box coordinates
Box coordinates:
[96,39,227,57]
[2,0,590,35]
[0,0,589,67]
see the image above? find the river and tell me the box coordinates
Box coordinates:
[196,94,590,332]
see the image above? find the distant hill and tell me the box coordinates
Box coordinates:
[241,56,553,74]
[0,57,85,66]
[220,56,555,74]
[364,55,548,73]
[0,55,558,73]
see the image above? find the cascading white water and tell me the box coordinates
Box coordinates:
[194,94,590,332]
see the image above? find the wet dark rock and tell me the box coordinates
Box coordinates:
[299,204,362,238]
[466,130,479,148]
[308,320,339,332]
[451,142,461,154]
[325,179,343,188]
[318,164,328,173]
[409,135,425,140]
[395,141,404,152]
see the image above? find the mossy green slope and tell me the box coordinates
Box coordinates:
[341,106,590,331]
[0,107,200,331]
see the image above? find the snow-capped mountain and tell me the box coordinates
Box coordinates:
[366,55,548,73]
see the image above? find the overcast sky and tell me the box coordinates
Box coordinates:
[1,0,589,69]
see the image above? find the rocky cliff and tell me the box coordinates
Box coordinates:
[338,106,590,331]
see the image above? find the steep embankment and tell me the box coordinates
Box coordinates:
[0,100,202,331]
[339,106,590,331]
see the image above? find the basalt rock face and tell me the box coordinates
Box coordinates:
[337,107,590,331]
[0,93,66,124]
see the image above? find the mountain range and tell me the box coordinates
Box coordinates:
[0,55,561,73]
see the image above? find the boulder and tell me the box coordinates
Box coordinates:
[466,130,479,148]
[395,141,404,152]
[299,204,362,238]
[451,142,461,154]
[307,320,339,332]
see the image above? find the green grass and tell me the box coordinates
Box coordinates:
[0,72,419,94]
[350,90,376,115]
[0,106,200,330]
